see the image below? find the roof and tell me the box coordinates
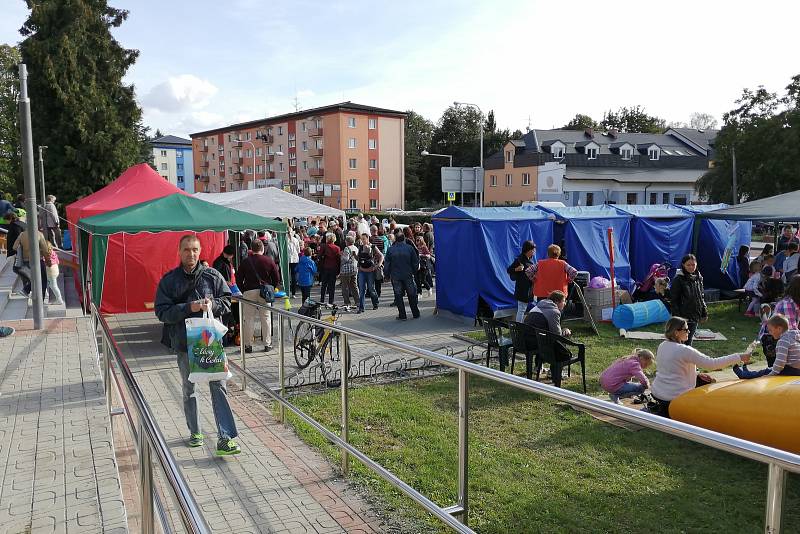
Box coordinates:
[79,193,285,235]
[523,129,702,156]
[612,204,692,219]
[666,128,719,154]
[564,168,706,183]
[190,101,407,137]
[509,139,526,147]
[535,204,630,220]
[693,190,800,222]
[151,135,192,146]
[195,187,345,218]
[433,206,549,221]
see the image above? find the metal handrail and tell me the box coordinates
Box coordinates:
[235,295,798,533]
[90,302,211,534]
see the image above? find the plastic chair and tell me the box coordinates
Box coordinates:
[533,328,587,392]
[480,318,512,370]
[508,321,538,379]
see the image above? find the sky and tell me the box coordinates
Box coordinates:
[1,0,798,138]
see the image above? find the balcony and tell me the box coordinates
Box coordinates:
[200,161,210,168]
[199,145,208,152]
[309,168,324,178]
[233,172,244,181]
[265,171,276,179]
[260,134,274,144]
[198,175,209,182]
[264,154,275,163]
[308,127,323,137]
[309,148,324,157]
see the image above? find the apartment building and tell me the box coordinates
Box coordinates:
[484,128,716,206]
[150,135,194,193]
[189,102,406,211]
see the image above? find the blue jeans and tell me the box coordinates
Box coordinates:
[516,301,528,322]
[392,277,420,319]
[176,353,238,440]
[611,381,646,400]
[358,271,378,311]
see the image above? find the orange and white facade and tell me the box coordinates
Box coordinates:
[190,102,406,211]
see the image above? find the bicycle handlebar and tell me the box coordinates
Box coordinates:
[304,299,358,313]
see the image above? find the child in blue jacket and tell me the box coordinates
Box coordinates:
[295,248,318,303]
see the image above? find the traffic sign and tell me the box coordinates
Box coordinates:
[447,192,456,201]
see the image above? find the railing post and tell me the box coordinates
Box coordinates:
[240,299,247,392]
[138,418,155,534]
[102,334,112,413]
[341,333,350,475]
[457,369,469,525]
[765,463,786,534]
[278,314,285,424]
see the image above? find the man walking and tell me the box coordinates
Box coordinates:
[384,233,420,320]
[238,239,281,353]
[155,235,240,456]
[42,195,61,248]
[339,235,360,306]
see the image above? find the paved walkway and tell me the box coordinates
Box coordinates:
[108,314,390,533]
[0,317,128,533]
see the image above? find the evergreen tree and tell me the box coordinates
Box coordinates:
[0,44,21,195]
[19,0,149,204]
[404,111,434,207]
[600,106,666,133]
[562,113,598,130]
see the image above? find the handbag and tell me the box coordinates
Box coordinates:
[185,309,231,383]
[260,283,276,303]
[375,263,384,281]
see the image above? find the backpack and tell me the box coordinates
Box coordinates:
[358,244,375,269]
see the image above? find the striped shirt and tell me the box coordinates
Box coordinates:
[760,297,800,337]
[770,329,800,375]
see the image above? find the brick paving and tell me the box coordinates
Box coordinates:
[0,317,128,533]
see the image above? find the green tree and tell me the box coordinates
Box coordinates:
[697,76,800,203]
[562,113,599,130]
[600,106,666,133]
[19,0,150,204]
[404,110,435,207]
[0,44,21,195]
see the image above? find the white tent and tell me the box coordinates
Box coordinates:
[195,187,344,219]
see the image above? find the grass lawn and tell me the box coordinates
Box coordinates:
[286,302,800,533]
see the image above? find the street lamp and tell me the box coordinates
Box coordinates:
[420,150,453,167]
[454,101,483,207]
[38,145,47,207]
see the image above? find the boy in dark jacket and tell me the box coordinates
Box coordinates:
[507,240,536,322]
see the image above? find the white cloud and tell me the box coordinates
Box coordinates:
[141,74,218,113]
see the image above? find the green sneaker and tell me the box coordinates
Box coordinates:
[216,438,241,456]
[188,433,204,447]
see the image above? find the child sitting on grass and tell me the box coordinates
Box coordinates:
[734,314,800,378]
[600,348,654,404]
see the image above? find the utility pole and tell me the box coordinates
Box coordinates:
[19,64,45,329]
[731,146,738,205]
[38,145,48,208]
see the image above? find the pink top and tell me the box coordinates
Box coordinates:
[600,355,649,393]
[49,249,59,266]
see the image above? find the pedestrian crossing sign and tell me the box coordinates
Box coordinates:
[447,192,456,201]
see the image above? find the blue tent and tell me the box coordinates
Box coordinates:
[612,204,694,283]
[432,207,553,319]
[534,205,634,290]
[676,204,752,290]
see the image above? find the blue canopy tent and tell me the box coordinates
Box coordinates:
[432,207,553,320]
[676,204,752,290]
[533,205,634,290]
[612,204,694,284]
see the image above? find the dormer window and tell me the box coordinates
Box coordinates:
[621,148,632,160]
[506,150,513,163]
[648,147,660,161]
[587,147,598,160]
[553,146,564,159]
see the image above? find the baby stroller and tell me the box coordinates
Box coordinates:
[631,262,671,303]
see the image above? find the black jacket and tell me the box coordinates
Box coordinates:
[384,241,420,281]
[212,254,233,284]
[507,253,535,302]
[154,264,231,352]
[670,270,707,322]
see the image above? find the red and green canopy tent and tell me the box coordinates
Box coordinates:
[77,193,288,310]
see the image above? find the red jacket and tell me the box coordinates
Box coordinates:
[319,243,341,272]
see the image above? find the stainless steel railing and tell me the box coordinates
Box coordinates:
[89,302,211,534]
[235,296,800,534]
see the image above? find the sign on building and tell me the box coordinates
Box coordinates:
[537,162,565,200]
[440,167,484,194]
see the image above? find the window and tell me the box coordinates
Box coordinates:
[268,163,274,172]
[278,144,283,152]
[289,171,297,178]
[246,149,252,157]
[279,162,285,171]
[673,194,688,205]
[349,158,357,169]
[160,150,167,157]
[288,133,295,141]
[302,161,308,170]
[490,175,497,187]
[227,134,232,142]
[256,165,262,174]
[626,193,638,204]
[268,147,274,155]
[553,147,564,158]
[315,139,323,149]
[586,192,594,206]
[369,179,377,189]
[348,138,357,148]
[369,159,377,169]
[228,151,233,158]
[301,122,306,132]
[368,139,377,149]
[349,179,358,189]
[256,148,262,156]
[302,140,308,151]
[246,132,251,141]
[176,151,183,158]
[267,127,273,135]
[505,174,512,186]
[349,199,357,209]
[161,163,168,170]
[506,151,512,163]
[247,165,253,174]
[650,192,657,204]
[348,117,356,128]
[211,168,215,176]
[370,199,377,209]
[621,148,632,160]
[587,147,598,159]
[648,147,660,161]
[289,139,296,148]
[177,164,184,172]
[228,166,233,174]
[278,126,283,135]
[237,149,242,157]
[522,173,531,186]
[662,193,670,203]
[368,118,377,129]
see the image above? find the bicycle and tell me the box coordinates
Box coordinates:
[293,299,357,387]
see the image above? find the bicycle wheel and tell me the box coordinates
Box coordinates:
[293,322,316,369]
[319,334,343,388]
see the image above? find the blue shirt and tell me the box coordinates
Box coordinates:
[0,199,13,218]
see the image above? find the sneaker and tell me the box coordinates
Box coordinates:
[216,438,241,456]
[609,395,621,405]
[244,346,253,354]
[0,326,15,338]
[188,433,204,447]
[264,345,273,352]
[372,304,378,310]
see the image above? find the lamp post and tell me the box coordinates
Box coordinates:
[38,145,48,208]
[421,150,455,205]
[454,102,483,207]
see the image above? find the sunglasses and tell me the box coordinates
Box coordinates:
[678,327,690,332]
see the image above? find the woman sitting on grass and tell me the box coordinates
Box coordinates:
[734,314,800,379]
[649,317,750,418]
[599,348,653,404]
